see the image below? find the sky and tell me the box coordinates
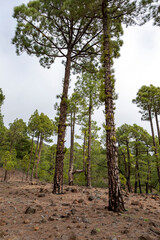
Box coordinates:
[1,1,160,144]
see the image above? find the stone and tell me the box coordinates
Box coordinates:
[36,205,43,211]
[150,227,160,236]
[34,226,39,231]
[88,195,94,201]
[149,221,158,227]
[0,219,6,226]
[48,216,55,221]
[71,188,78,193]
[25,206,36,214]
[61,232,77,240]
[62,203,70,206]
[0,231,6,238]
[82,217,89,223]
[38,193,45,197]
[23,219,30,224]
[71,208,77,215]
[91,229,97,235]
[78,198,84,203]
[138,234,152,240]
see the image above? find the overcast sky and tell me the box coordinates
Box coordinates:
[1,1,160,143]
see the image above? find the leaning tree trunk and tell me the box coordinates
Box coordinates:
[155,110,160,145]
[68,112,75,186]
[53,49,72,194]
[86,98,92,188]
[102,0,125,212]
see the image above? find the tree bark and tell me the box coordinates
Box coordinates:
[83,130,87,172]
[35,136,43,179]
[155,110,160,145]
[126,141,132,192]
[146,148,151,194]
[68,112,75,186]
[30,135,39,182]
[3,169,8,182]
[26,134,34,181]
[134,144,141,193]
[148,108,160,191]
[87,98,92,187]
[53,49,72,194]
[102,0,125,212]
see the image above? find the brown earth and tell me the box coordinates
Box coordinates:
[0,169,160,240]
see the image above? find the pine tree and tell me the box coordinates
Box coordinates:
[12,0,101,193]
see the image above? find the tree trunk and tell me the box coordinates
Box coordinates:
[3,169,8,182]
[83,130,87,172]
[30,135,39,182]
[155,110,160,145]
[120,150,128,190]
[87,99,92,188]
[146,149,151,194]
[35,136,43,179]
[134,145,141,193]
[102,0,125,212]
[53,49,72,194]
[68,112,75,186]
[26,134,34,181]
[126,141,132,192]
[148,108,160,191]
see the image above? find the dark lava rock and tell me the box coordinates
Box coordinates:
[91,228,97,235]
[71,188,78,193]
[25,206,36,214]
[150,227,160,236]
[62,203,70,206]
[71,208,77,215]
[138,234,152,240]
[48,216,55,221]
[78,198,84,203]
[38,193,45,197]
[36,204,43,211]
[82,217,89,223]
[88,195,94,201]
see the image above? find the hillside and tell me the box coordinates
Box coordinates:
[0,169,160,240]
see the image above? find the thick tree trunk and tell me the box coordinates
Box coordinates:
[87,100,92,187]
[102,0,125,212]
[53,49,72,194]
[31,135,39,182]
[68,112,75,186]
[26,135,34,181]
[35,137,43,179]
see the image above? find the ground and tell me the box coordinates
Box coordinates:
[0,169,160,240]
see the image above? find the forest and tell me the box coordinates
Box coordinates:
[0,0,160,215]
